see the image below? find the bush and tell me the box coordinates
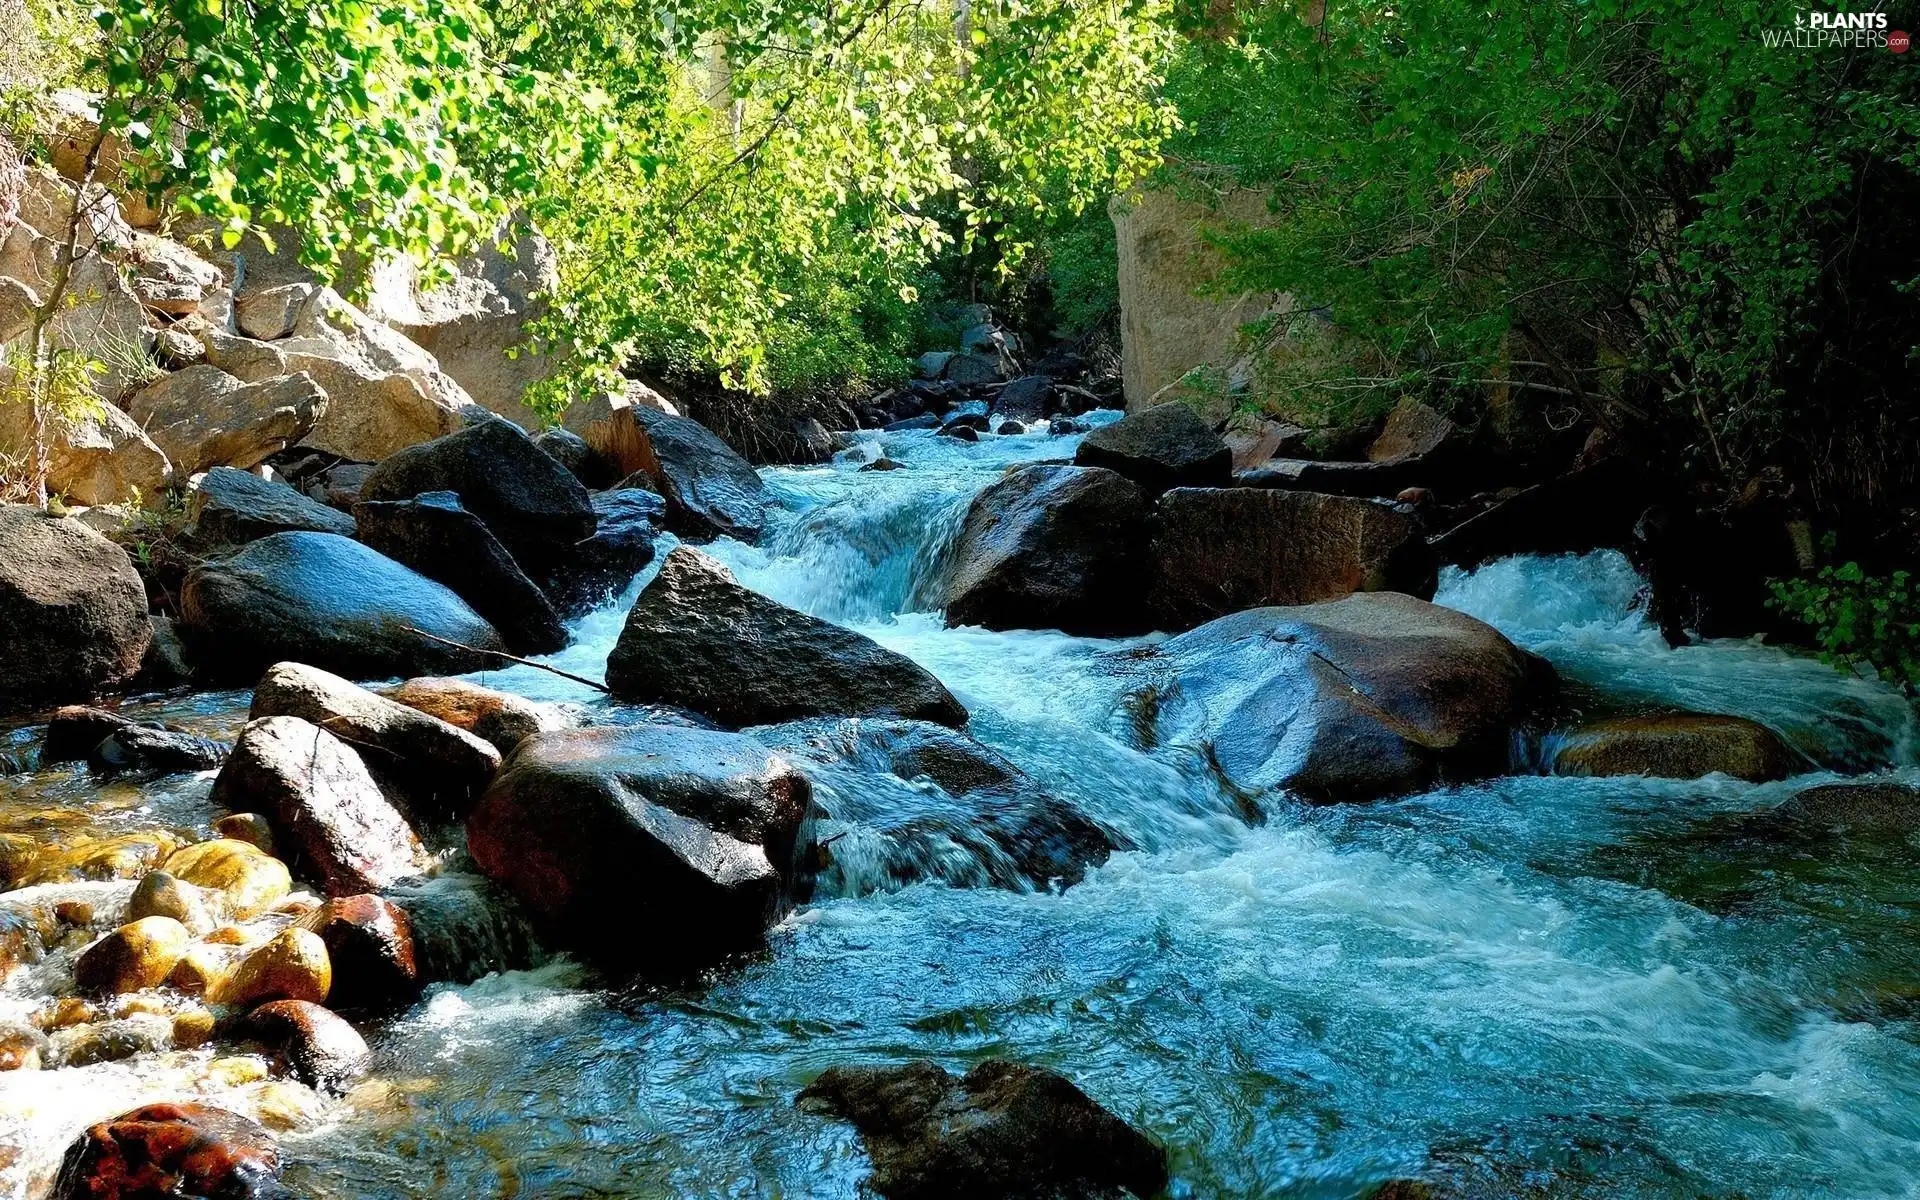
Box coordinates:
[1770,562,1920,694]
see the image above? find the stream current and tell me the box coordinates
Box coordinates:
[5,418,1920,1197]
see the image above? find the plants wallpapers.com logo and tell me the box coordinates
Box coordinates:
[1762,8,1911,50]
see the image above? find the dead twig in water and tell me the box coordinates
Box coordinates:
[400,626,613,694]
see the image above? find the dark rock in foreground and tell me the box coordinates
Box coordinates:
[0,505,151,711]
[1126,592,1551,802]
[942,465,1150,636]
[1074,403,1230,493]
[245,1000,371,1093]
[607,547,967,728]
[88,723,228,775]
[180,532,506,681]
[798,1059,1167,1200]
[54,1102,292,1200]
[466,724,818,969]
[1551,714,1796,783]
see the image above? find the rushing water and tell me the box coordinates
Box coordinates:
[6,419,1920,1198]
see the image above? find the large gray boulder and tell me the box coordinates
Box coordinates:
[0,505,151,709]
[1148,488,1432,631]
[128,368,326,477]
[606,547,966,728]
[1123,592,1551,802]
[1074,403,1230,493]
[182,467,357,547]
[942,465,1151,636]
[465,724,818,970]
[615,408,767,542]
[179,532,506,682]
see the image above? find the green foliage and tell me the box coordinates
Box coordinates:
[0,344,106,504]
[1771,561,1920,694]
[1030,203,1119,340]
[0,0,97,138]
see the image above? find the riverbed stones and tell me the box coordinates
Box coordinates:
[1124,592,1551,802]
[73,916,192,995]
[0,506,151,709]
[354,490,567,654]
[798,1059,1168,1200]
[1074,403,1230,493]
[251,662,502,819]
[182,467,357,547]
[246,1000,370,1092]
[380,676,555,756]
[216,926,332,1008]
[53,1102,290,1200]
[356,416,594,572]
[294,894,419,1009]
[126,871,215,936]
[942,465,1151,636]
[1148,488,1433,631]
[211,715,429,895]
[213,813,276,856]
[466,724,818,969]
[606,547,967,728]
[161,840,290,922]
[42,705,136,763]
[179,532,507,681]
[1551,714,1795,783]
[613,407,768,541]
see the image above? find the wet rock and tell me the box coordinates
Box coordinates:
[606,547,967,728]
[941,401,991,433]
[354,490,567,654]
[1048,416,1089,436]
[49,1013,176,1067]
[862,457,905,472]
[251,662,502,819]
[383,874,540,985]
[1552,714,1795,783]
[995,421,1027,436]
[213,813,277,856]
[1775,780,1920,834]
[294,894,420,1008]
[995,375,1054,421]
[216,926,332,1008]
[380,676,556,756]
[536,486,662,617]
[1125,592,1551,802]
[127,871,215,936]
[1148,488,1433,632]
[43,705,135,763]
[211,715,430,895]
[533,427,614,488]
[938,424,979,442]
[246,1000,371,1092]
[53,1102,290,1200]
[942,465,1151,636]
[1074,403,1230,494]
[182,467,357,547]
[0,506,151,709]
[169,942,241,999]
[886,413,940,432]
[180,531,507,682]
[1,831,184,891]
[161,839,292,920]
[559,378,680,478]
[787,417,842,464]
[613,407,768,542]
[798,1059,1167,1200]
[128,369,328,477]
[357,416,595,572]
[88,723,229,774]
[466,723,818,970]
[74,916,192,994]
[0,1021,48,1070]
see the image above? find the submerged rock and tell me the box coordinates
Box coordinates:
[1125,592,1550,802]
[798,1059,1167,1200]
[1074,403,1230,493]
[211,715,429,895]
[1775,780,1920,834]
[0,505,151,710]
[246,1000,370,1092]
[1551,714,1795,783]
[180,532,507,681]
[54,1102,291,1200]
[614,407,768,542]
[466,724,818,970]
[606,547,967,729]
[942,465,1151,636]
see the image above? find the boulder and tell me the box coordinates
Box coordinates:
[532,427,613,488]
[466,724,818,969]
[127,871,216,937]
[1369,397,1456,462]
[125,231,225,318]
[161,839,290,920]
[994,375,1054,421]
[1124,592,1551,802]
[1551,714,1796,783]
[611,407,768,542]
[42,705,136,763]
[236,283,315,341]
[606,547,966,728]
[308,460,375,511]
[179,532,507,681]
[41,89,162,226]
[274,287,472,461]
[195,324,292,382]
[536,486,661,617]
[1774,781,1920,834]
[938,424,979,443]
[0,385,171,505]
[245,1000,371,1093]
[73,916,192,995]
[129,369,327,477]
[944,348,1010,386]
[380,676,556,756]
[382,874,541,986]
[1222,413,1310,471]
[0,506,151,709]
[212,813,276,857]
[559,379,681,478]
[87,723,228,774]
[354,490,567,654]
[886,413,940,432]
[210,715,430,894]
[798,1060,1167,1200]
[250,662,501,819]
[53,1103,291,1200]
[1148,488,1433,631]
[1236,457,1425,499]
[941,465,1151,636]
[138,613,195,688]
[182,467,357,547]
[1074,403,1230,493]
[356,416,594,571]
[294,894,420,1009]
[214,926,331,1008]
